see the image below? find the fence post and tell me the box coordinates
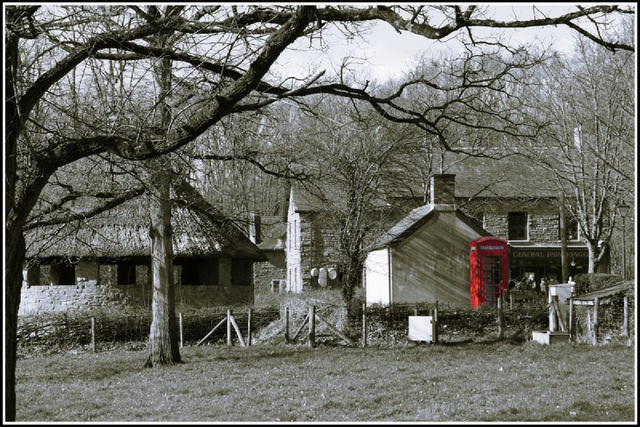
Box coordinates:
[622,295,628,337]
[247,308,253,346]
[91,317,96,353]
[179,312,183,348]
[227,309,233,346]
[592,297,599,346]
[362,302,367,347]
[568,297,574,342]
[434,301,439,344]
[388,305,394,346]
[284,306,290,342]
[498,294,504,340]
[308,305,316,348]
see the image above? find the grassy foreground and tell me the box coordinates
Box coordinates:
[16,341,636,422]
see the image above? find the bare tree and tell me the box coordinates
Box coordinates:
[288,97,420,309]
[5,5,635,420]
[521,32,635,273]
[145,8,182,367]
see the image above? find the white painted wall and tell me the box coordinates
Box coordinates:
[286,193,303,293]
[365,248,390,306]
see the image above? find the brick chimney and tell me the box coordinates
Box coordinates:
[430,174,456,209]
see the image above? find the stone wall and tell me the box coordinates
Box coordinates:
[18,281,128,316]
[300,212,342,289]
[254,250,286,294]
[472,199,568,243]
[20,258,255,316]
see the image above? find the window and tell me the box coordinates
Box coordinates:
[26,265,40,287]
[51,262,75,285]
[271,279,286,293]
[508,212,528,240]
[558,215,579,241]
[117,261,136,285]
[231,259,252,287]
[181,260,199,285]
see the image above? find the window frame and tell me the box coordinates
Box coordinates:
[508,212,528,241]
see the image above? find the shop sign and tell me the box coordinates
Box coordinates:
[512,249,588,259]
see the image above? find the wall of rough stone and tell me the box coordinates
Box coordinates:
[299,212,342,289]
[18,281,128,317]
[471,199,567,243]
[254,250,286,294]
[20,258,255,316]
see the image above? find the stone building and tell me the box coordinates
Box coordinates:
[21,190,266,316]
[393,152,611,285]
[285,185,342,293]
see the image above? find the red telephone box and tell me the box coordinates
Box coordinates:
[470,237,509,308]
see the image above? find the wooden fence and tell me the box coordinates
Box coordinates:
[18,293,556,352]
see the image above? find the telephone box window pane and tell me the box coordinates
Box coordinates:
[508,212,528,240]
[483,256,502,303]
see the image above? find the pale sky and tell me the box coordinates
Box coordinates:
[273,3,633,83]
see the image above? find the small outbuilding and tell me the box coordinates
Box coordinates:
[364,174,490,307]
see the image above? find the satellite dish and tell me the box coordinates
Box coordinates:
[318,267,328,287]
[328,268,337,280]
[310,268,319,277]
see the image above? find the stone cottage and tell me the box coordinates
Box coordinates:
[437,152,608,284]
[21,187,267,316]
[285,185,342,293]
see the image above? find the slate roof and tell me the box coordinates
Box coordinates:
[292,151,560,215]
[425,151,559,198]
[371,204,490,250]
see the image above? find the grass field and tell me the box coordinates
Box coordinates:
[16,340,636,422]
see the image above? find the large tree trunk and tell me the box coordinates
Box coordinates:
[5,225,25,421]
[145,26,181,367]
[145,167,181,367]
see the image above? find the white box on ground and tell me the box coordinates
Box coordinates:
[408,316,435,342]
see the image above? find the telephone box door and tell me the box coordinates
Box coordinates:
[470,237,509,308]
[481,255,502,306]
